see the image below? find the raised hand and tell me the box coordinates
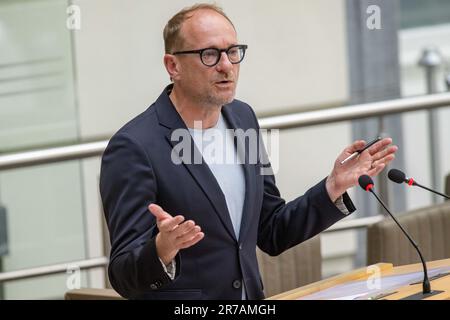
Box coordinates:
[326,137,398,202]
[148,203,205,265]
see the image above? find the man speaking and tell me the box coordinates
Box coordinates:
[100,3,397,300]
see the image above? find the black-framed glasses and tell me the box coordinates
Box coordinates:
[172,44,248,67]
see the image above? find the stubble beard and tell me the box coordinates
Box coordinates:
[200,84,236,107]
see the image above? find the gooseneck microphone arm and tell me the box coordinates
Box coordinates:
[412,181,450,200]
[368,189,431,294]
[358,175,431,295]
[388,168,450,200]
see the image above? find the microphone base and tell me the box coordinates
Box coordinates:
[399,290,444,300]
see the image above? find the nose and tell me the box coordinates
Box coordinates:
[215,51,233,73]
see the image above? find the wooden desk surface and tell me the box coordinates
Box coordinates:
[267,258,450,300]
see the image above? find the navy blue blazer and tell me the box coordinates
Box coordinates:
[100,85,355,300]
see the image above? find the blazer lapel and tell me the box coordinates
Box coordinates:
[155,86,237,242]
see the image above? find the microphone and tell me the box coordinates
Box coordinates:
[358,175,432,295]
[388,168,450,200]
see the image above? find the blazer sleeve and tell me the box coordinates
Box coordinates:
[241,104,356,256]
[100,132,180,298]
[257,174,354,256]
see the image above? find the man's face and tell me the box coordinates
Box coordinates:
[173,10,240,107]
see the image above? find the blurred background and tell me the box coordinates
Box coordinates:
[0,0,450,299]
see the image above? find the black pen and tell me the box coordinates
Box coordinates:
[340,137,382,165]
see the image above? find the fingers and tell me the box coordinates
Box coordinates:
[367,137,393,156]
[345,140,366,155]
[372,154,395,167]
[149,203,185,231]
[150,204,204,262]
[337,140,366,164]
[371,145,398,162]
[164,220,203,251]
[365,151,396,177]
[149,203,204,251]
[175,224,201,244]
[148,203,172,221]
[159,215,185,232]
[178,232,205,249]
[172,220,196,238]
[368,163,385,177]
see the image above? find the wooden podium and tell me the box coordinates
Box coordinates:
[267,258,450,300]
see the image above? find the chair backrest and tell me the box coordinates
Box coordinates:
[367,201,450,266]
[256,235,321,297]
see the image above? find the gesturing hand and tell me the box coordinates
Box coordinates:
[148,204,204,266]
[326,137,398,202]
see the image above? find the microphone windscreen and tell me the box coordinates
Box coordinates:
[358,175,374,191]
[388,169,406,184]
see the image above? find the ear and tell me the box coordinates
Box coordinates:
[164,54,181,81]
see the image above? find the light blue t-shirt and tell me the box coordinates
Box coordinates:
[188,113,246,239]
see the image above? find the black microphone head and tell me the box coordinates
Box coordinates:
[358,175,374,192]
[388,168,406,184]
